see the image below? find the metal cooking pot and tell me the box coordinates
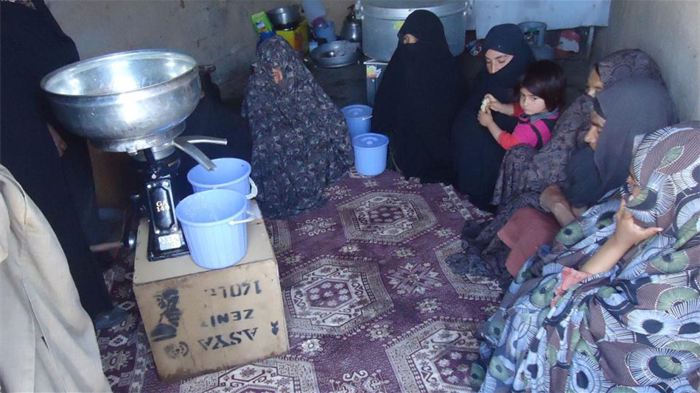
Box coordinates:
[356,0,470,61]
[40,49,201,153]
[341,14,362,43]
[267,5,302,30]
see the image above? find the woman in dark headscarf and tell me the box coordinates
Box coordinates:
[450,78,677,285]
[492,49,667,207]
[471,123,700,392]
[1,0,123,328]
[371,10,463,184]
[460,50,672,260]
[452,24,535,210]
[242,36,353,218]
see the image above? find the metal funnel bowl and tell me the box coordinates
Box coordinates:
[41,49,201,153]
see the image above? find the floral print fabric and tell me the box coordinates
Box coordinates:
[474,123,700,392]
[242,37,353,218]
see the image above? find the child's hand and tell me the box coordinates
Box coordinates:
[485,94,504,113]
[612,199,662,248]
[478,108,494,127]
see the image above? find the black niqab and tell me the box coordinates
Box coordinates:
[452,23,534,210]
[371,10,463,184]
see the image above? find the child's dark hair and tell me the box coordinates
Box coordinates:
[517,60,566,111]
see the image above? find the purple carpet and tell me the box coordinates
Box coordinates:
[97,169,502,393]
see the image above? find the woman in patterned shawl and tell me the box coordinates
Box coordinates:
[242,36,353,218]
[471,123,700,392]
[469,50,668,248]
[450,77,677,286]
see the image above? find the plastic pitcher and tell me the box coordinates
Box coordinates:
[187,158,258,200]
[175,189,254,269]
[341,104,373,138]
[353,133,388,176]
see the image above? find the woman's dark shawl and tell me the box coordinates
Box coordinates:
[452,23,534,209]
[371,10,462,183]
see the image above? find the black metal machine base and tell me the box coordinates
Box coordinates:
[134,148,190,261]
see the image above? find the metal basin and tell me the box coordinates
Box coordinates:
[311,41,360,68]
[40,49,201,153]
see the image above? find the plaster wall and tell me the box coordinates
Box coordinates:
[592,0,700,121]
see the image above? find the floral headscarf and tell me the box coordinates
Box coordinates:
[476,123,700,392]
[242,36,353,218]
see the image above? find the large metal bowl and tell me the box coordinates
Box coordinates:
[40,49,201,153]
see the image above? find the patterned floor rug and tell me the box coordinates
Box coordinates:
[97,169,502,393]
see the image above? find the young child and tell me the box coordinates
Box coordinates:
[478,60,566,150]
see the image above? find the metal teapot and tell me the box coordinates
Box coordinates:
[340,5,362,44]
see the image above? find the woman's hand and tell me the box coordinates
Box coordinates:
[540,185,577,226]
[539,185,567,212]
[484,93,507,114]
[478,107,494,127]
[612,200,662,248]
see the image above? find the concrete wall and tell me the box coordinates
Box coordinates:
[592,0,700,121]
[47,0,353,101]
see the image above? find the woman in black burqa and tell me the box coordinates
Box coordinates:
[371,10,463,184]
[452,24,534,210]
[1,0,124,328]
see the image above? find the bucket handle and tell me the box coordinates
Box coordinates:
[246,178,259,200]
[228,211,256,226]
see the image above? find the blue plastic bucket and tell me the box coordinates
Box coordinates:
[353,133,388,176]
[187,158,258,199]
[175,189,254,269]
[342,104,373,138]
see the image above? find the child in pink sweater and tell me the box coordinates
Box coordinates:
[478,60,566,150]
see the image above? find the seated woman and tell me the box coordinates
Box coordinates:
[470,49,668,245]
[448,77,677,285]
[1,0,124,328]
[242,36,353,218]
[452,23,534,210]
[478,60,565,151]
[470,123,700,392]
[371,10,463,184]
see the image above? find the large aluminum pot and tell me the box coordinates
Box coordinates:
[356,0,470,61]
[40,49,201,153]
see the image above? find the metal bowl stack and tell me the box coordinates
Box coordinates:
[311,40,360,68]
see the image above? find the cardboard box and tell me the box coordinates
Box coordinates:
[133,216,289,381]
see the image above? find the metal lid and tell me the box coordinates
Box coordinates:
[358,0,467,19]
[353,133,389,148]
[342,104,373,118]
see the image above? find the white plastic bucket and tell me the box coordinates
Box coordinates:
[187,157,258,200]
[353,133,388,176]
[342,104,373,138]
[175,189,254,269]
